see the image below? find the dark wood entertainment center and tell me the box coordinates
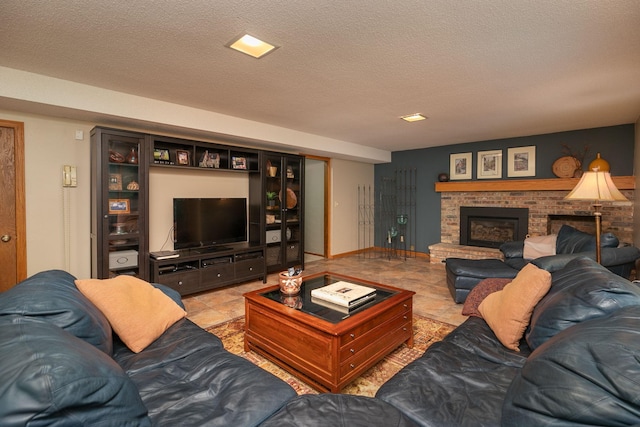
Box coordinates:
[90,127,304,295]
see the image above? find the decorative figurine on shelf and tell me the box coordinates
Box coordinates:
[126,147,138,164]
[126,180,139,191]
[199,150,220,168]
[286,166,294,179]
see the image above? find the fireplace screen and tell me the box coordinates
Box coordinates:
[460,207,528,248]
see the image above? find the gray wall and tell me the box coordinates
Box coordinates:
[375,124,635,253]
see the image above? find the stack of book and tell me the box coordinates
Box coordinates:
[311,281,376,312]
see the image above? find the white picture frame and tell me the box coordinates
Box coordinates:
[450,152,472,180]
[507,146,536,177]
[477,150,502,179]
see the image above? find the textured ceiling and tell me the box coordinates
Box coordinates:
[1,0,639,153]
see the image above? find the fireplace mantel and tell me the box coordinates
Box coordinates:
[435,176,634,192]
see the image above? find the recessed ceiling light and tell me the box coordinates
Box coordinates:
[400,113,427,122]
[227,34,278,58]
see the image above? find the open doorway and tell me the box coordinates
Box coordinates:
[304,156,330,262]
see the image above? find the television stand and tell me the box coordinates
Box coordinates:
[150,243,266,296]
[189,246,233,255]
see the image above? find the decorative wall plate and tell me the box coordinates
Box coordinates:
[552,156,580,178]
[279,188,297,209]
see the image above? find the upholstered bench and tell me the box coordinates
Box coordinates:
[445,258,519,303]
[260,393,418,426]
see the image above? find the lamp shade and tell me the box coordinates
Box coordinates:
[565,171,628,201]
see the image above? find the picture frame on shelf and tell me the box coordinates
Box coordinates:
[450,152,472,180]
[477,150,502,179]
[507,146,536,177]
[108,173,122,191]
[108,198,130,214]
[153,148,171,164]
[232,156,247,169]
[176,150,190,166]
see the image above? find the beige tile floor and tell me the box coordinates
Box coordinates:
[184,253,467,329]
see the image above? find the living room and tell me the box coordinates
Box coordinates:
[2,2,640,425]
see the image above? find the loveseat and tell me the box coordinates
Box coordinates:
[0,270,297,426]
[377,257,640,426]
[446,224,640,302]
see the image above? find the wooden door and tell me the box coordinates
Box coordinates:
[0,120,27,290]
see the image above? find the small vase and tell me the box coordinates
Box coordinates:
[126,147,138,164]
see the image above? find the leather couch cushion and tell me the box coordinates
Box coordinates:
[556,224,618,254]
[376,317,530,426]
[0,318,150,426]
[76,276,186,353]
[479,263,551,351]
[503,305,640,425]
[113,318,297,426]
[0,270,112,354]
[261,393,419,427]
[461,277,512,318]
[526,257,640,350]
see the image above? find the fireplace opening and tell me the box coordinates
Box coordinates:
[460,207,529,248]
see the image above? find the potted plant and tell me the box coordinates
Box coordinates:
[266,191,278,207]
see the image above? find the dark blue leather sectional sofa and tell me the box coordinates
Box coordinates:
[3,257,640,426]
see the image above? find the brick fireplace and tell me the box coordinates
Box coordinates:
[429,177,635,263]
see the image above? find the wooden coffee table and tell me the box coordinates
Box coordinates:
[243,272,415,392]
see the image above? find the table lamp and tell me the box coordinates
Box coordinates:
[565,170,627,263]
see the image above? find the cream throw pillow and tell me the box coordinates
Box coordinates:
[75,276,186,353]
[478,263,551,351]
[523,234,557,259]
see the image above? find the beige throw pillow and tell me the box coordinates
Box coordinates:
[523,234,557,259]
[75,276,186,353]
[478,263,551,351]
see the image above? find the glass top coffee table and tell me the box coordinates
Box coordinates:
[243,272,415,392]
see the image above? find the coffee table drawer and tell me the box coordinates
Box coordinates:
[339,298,411,346]
[246,306,334,373]
[339,312,411,360]
[339,323,412,378]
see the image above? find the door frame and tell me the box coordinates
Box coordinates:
[304,155,331,258]
[0,119,27,282]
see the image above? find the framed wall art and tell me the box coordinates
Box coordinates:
[507,146,535,177]
[477,150,502,179]
[108,173,122,191]
[153,148,171,164]
[108,199,130,214]
[232,156,247,169]
[450,152,472,180]
[176,150,190,166]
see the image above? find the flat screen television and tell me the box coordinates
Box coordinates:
[173,198,247,250]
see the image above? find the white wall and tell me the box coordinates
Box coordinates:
[330,159,375,256]
[0,109,93,278]
[149,168,248,251]
[0,67,391,164]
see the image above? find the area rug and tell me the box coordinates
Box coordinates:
[205,314,456,397]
